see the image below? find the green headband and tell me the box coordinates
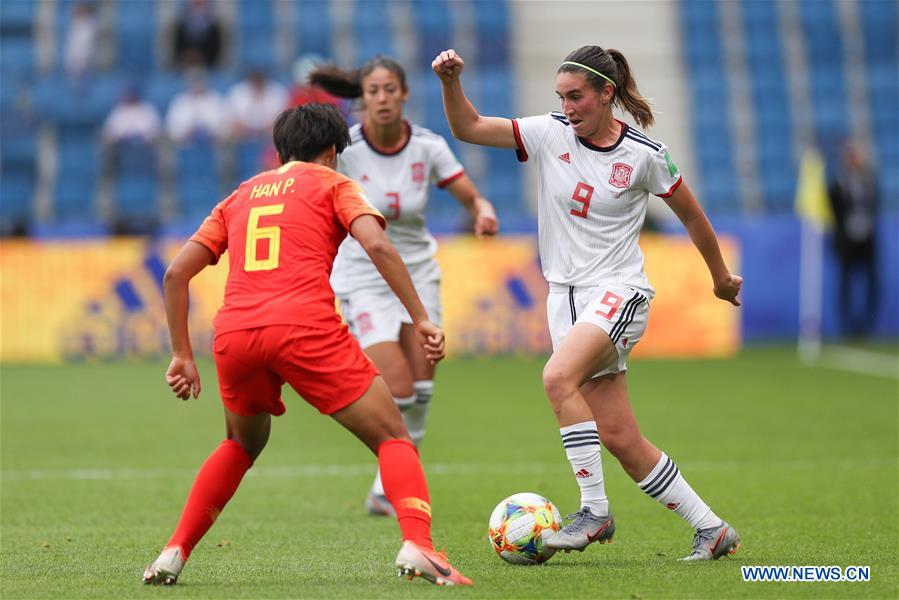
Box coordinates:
[560,61,616,87]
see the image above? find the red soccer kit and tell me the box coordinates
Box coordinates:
[190,160,386,416]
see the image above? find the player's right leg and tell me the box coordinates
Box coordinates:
[330,377,472,586]
[144,328,279,585]
[143,409,271,585]
[541,321,618,552]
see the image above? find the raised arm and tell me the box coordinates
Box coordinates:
[350,215,446,362]
[664,182,743,306]
[432,49,518,148]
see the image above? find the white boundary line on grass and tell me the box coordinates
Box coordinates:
[2,457,894,481]
[811,345,899,380]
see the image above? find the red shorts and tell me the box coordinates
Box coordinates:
[213,324,379,416]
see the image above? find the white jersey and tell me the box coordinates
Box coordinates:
[512,112,683,298]
[330,121,464,295]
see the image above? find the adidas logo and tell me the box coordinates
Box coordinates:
[558,153,570,164]
[575,468,592,478]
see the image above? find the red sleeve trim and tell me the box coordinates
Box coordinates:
[657,176,683,199]
[437,169,465,188]
[511,118,528,162]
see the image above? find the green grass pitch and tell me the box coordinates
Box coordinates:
[2,348,897,598]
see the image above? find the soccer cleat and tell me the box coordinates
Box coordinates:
[395,540,472,586]
[679,521,741,561]
[142,546,186,585]
[366,490,396,517]
[545,507,615,552]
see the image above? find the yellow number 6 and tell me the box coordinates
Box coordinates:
[245,204,285,271]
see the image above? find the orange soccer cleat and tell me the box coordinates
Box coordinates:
[394,540,472,586]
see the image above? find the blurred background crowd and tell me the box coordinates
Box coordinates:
[0,0,896,348]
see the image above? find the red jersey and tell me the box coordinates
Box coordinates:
[191,161,385,335]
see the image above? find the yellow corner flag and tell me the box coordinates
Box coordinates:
[794,148,834,229]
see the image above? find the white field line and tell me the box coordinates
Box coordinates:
[815,345,899,380]
[1,457,894,482]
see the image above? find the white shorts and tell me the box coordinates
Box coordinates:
[339,263,442,349]
[547,283,650,377]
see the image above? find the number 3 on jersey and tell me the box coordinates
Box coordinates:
[245,204,284,271]
[570,182,594,219]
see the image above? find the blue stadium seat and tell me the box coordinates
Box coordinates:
[473,0,509,67]
[115,0,156,72]
[236,140,266,183]
[174,141,220,220]
[145,72,185,113]
[237,0,275,70]
[111,140,159,228]
[0,36,34,78]
[52,128,99,222]
[296,0,332,57]
[411,0,453,67]
[0,0,36,34]
[860,0,897,67]
[353,0,395,63]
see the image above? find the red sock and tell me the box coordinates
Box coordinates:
[378,439,433,550]
[167,439,253,558]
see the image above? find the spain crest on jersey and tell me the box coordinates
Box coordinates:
[609,163,633,189]
[411,162,425,184]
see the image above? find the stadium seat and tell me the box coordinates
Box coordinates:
[111,140,159,232]
[115,0,156,72]
[174,141,221,220]
[353,0,395,63]
[296,0,333,57]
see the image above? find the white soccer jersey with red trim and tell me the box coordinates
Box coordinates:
[331,122,464,294]
[512,112,683,297]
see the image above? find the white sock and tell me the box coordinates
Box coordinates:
[404,381,433,447]
[637,452,722,531]
[371,394,418,496]
[560,421,609,515]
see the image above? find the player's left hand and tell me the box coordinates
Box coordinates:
[414,320,446,363]
[474,206,499,237]
[165,355,202,400]
[714,273,743,306]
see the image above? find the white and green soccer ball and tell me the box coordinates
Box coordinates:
[488,492,563,565]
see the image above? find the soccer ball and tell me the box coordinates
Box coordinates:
[488,492,562,565]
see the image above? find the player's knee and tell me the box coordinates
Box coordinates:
[542,364,576,404]
[227,431,268,461]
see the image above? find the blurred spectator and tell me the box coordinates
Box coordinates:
[828,140,879,337]
[166,70,230,144]
[173,0,222,69]
[64,2,98,77]
[101,86,161,145]
[227,70,287,140]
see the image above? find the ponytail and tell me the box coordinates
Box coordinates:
[606,49,654,129]
[308,65,363,99]
[308,55,408,100]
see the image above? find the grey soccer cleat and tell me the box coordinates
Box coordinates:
[142,546,185,585]
[545,507,615,552]
[366,490,396,517]
[679,521,741,561]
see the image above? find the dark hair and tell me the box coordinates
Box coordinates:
[308,55,408,99]
[272,103,350,163]
[558,46,655,129]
